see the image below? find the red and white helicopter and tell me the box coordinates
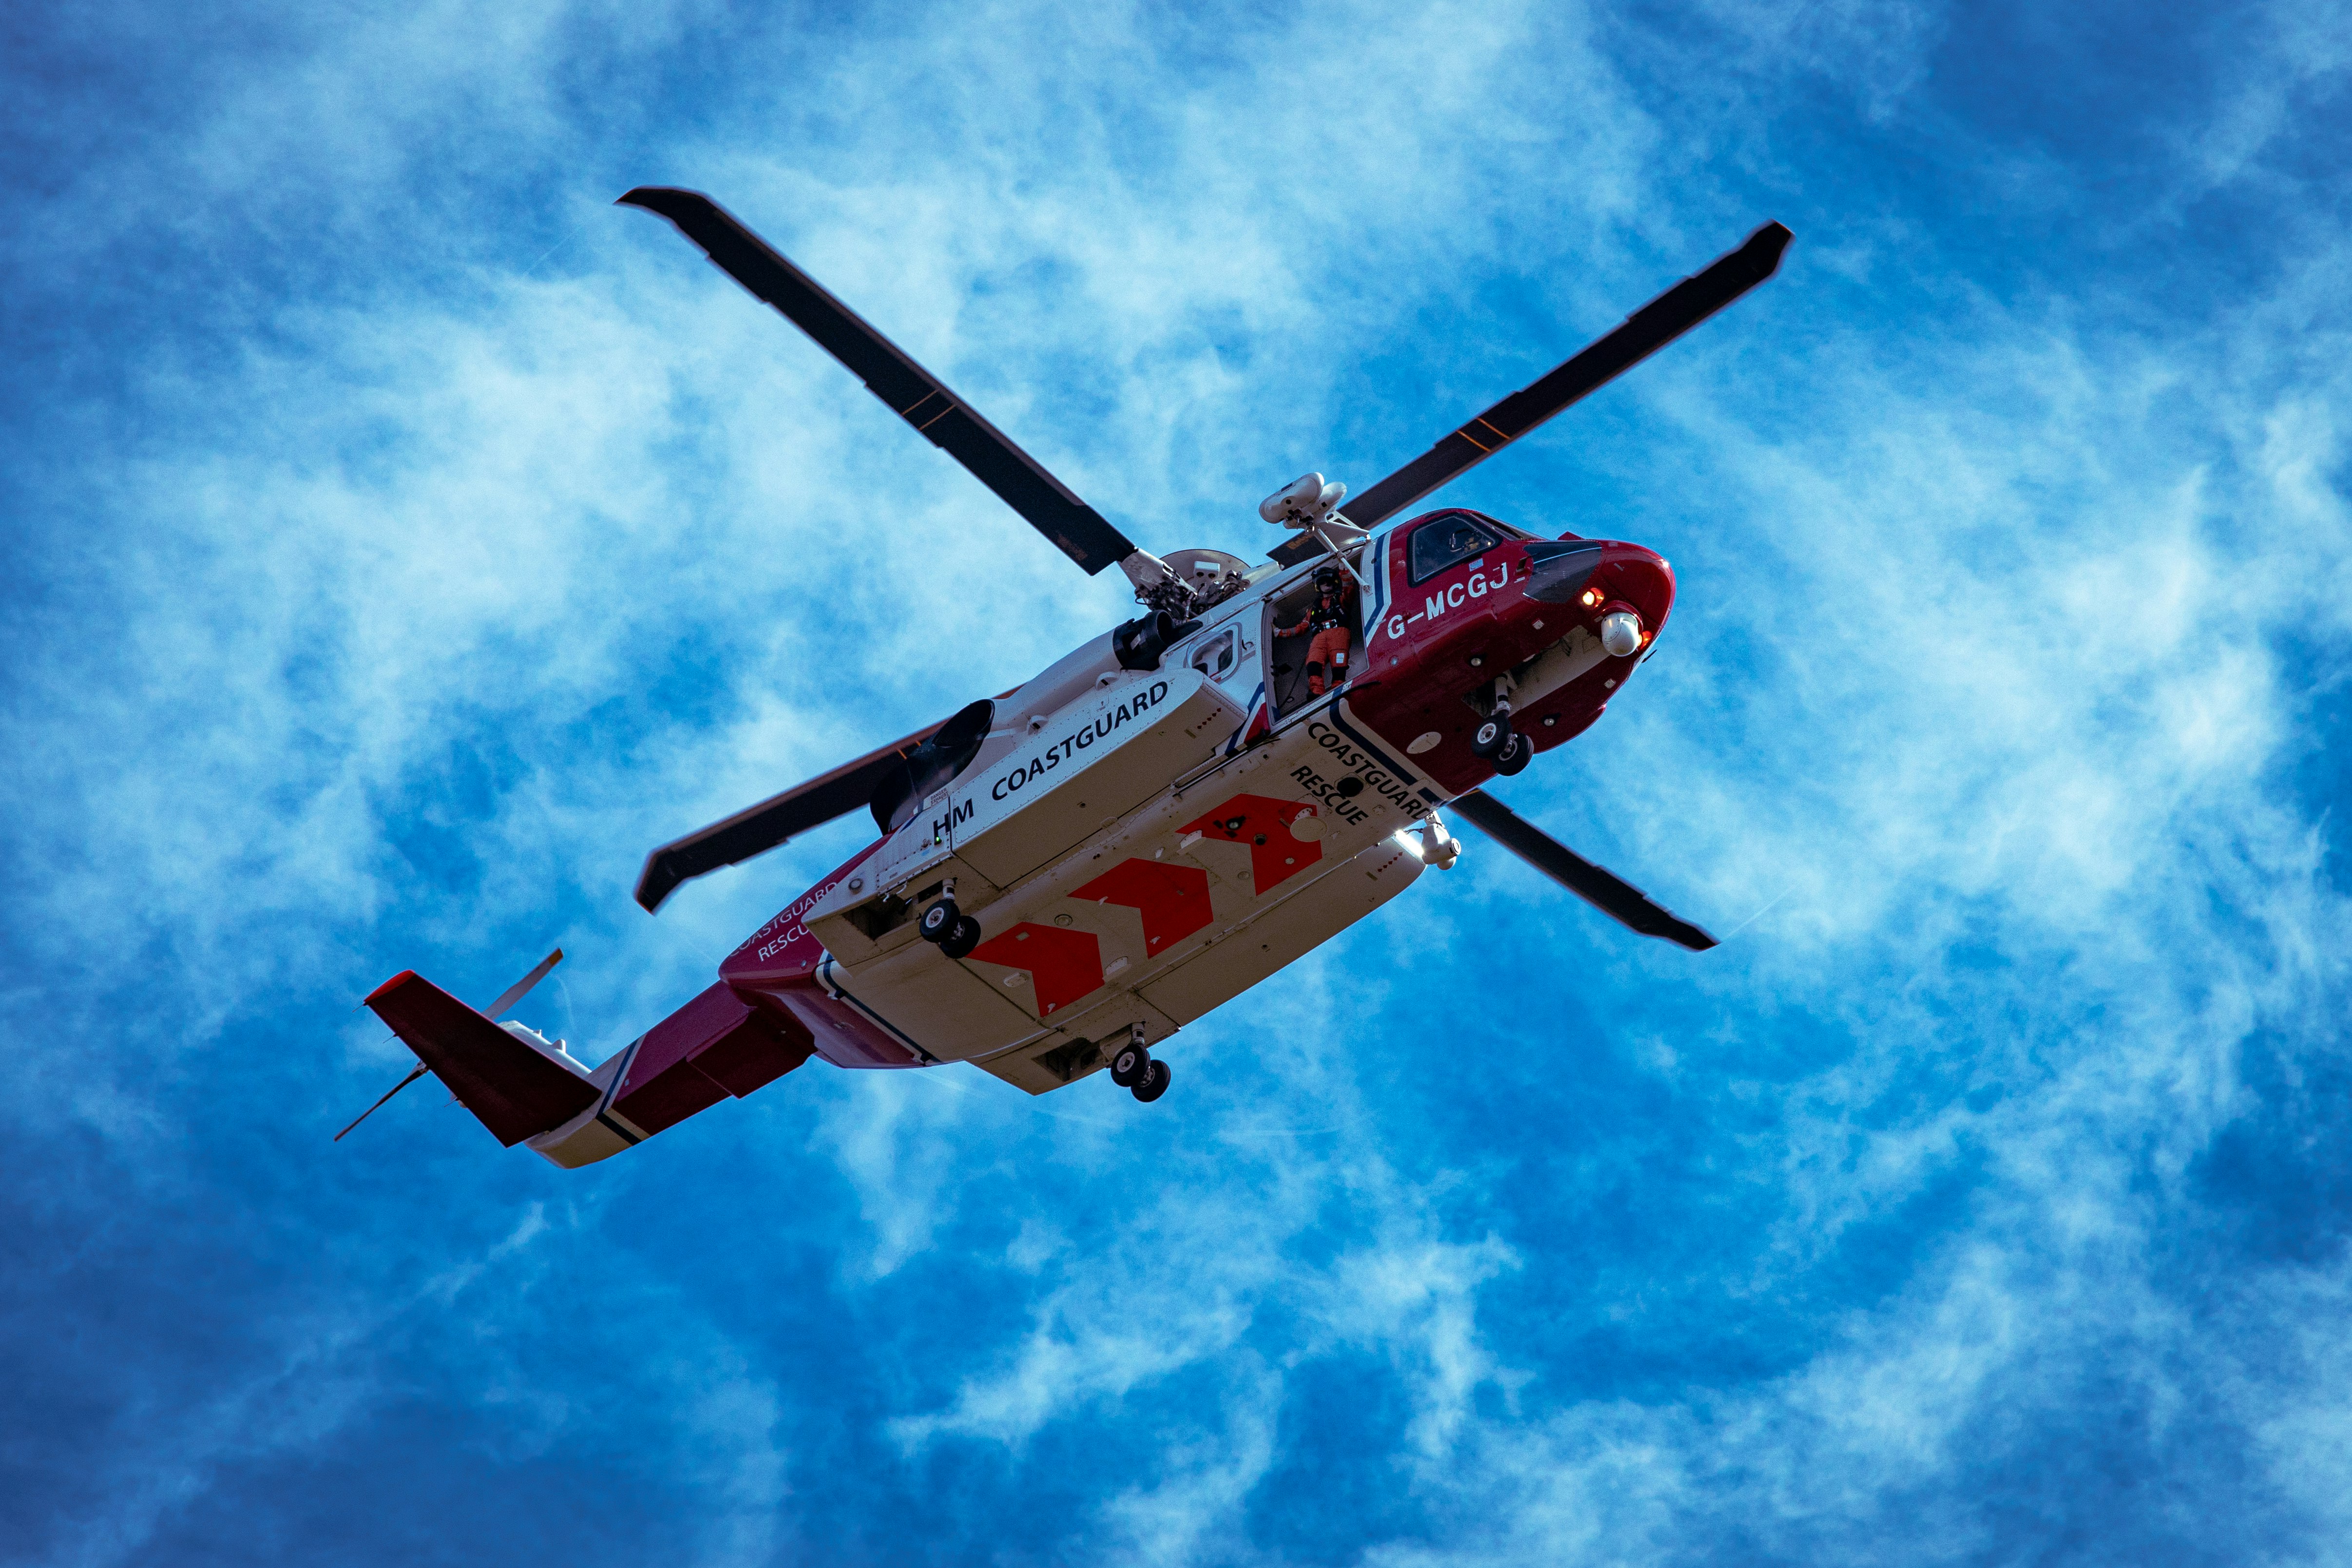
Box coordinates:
[347,190,1790,1166]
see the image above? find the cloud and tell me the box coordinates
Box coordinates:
[6,0,2352,1561]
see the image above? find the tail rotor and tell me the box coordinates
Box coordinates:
[333,948,564,1142]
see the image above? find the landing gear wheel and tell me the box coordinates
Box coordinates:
[1493,732,1532,776]
[1471,715,1512,758]
[1110,1039,1150,1087]
[1132,1058,1171,1102]
[938,916,982,959]
[918,898,959,943]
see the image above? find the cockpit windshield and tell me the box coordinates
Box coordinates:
[1408,513,1499,583]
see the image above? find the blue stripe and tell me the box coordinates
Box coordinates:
[1362,526,1392,644]
[1327,700,1422,787]
[1224,682,1268,756]
[578,1037,650,1143]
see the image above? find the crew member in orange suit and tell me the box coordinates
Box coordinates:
[1275,567,1357,696]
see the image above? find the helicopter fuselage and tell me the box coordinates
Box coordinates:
[513,508,1674,1165]
[352,192,1777,1169]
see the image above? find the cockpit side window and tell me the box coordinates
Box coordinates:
[1408,514,1498,583]
[1187,625,1240,682]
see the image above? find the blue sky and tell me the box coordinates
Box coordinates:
[5,0,2352,1561]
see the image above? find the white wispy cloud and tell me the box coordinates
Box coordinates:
[6,0,2352,1561]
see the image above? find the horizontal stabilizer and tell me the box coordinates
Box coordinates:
[364,972,600,1145]
[634,714,955,913]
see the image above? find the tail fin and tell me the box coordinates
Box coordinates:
[362,971,818,1167]
[364,971,598,1147]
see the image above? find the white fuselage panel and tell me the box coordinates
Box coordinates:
[806,655,1439,1088]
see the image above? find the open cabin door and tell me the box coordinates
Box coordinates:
[1263,547,1375,723]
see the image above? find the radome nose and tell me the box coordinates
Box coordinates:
[1592,543,1676,635]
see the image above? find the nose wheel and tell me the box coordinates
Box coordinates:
[1471,713,1512,758]
[1473,713,1532,775]
[1473,679,1528,768]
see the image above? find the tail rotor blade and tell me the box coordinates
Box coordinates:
[1448,788,1717,951]
[484,948,564,1020]
[338,948,567,1141]
[618,187,1140,576]
[1340,222,1792,532]
[333,1061,429,1142]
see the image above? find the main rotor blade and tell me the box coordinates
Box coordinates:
[1340,222,1792,532]
[1449,789,1717,951]
[619,187,1139,576]
[634,714,956,913]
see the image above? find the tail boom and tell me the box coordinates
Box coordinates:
[363,971,816,1168]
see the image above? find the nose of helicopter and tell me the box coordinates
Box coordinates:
[1549,538,1677,654]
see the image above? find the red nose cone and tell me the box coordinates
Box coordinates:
[1584,541,1675,638]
